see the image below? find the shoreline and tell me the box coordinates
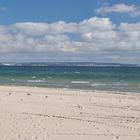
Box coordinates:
[0,85,140,140]
[0,84,139,95]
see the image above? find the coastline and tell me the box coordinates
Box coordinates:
[0,85,140,140]
[1,84,140,95]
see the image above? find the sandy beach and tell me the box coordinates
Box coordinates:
[0,86,140,140]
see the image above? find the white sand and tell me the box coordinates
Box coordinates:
[0,85,140,140]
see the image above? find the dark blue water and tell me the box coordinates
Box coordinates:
[0,65,140,92]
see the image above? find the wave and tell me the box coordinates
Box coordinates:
[2,63,15,66]
[71,81,90,84]
[27,79,46,83]
[90,83,130,87]
[90,83,106,87]
[75,72,80,74]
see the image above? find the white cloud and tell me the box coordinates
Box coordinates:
[0,17,140,56]
[95,4,140,17]
[14,21,78,36]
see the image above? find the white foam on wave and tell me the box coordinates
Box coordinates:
[91,83,106,87]
[32,76,36,79]
[71,81,90,84]
[91,83,129,87]
[27,79,46,83]
[75,72,80,74]
[2,63,15,66]
[11,78,15,81]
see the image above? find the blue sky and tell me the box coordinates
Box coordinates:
[0,0,140,64]
[0,0,139,24]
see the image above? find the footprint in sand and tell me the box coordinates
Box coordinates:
[27,93,31,96]
[17,134,21,138]
[116,136,119,139]
[45,96,48,98]
[77,104,85,110]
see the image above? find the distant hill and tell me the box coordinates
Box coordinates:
[0,62,138,67]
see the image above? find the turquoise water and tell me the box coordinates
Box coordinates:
[0,65,140,92]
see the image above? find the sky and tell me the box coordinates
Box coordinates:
[0,0,140,64]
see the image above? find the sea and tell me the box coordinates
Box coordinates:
[0,62,140,93]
